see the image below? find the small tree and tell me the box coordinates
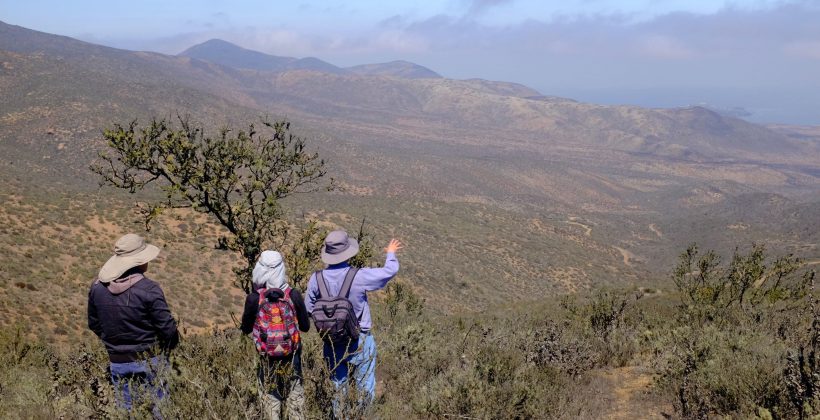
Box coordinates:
[666,243,818,418]
[285,219,325,291]
[348,217,375,269]
[91,116,332,293]
[672,243,811,322]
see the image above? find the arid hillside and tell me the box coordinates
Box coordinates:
[1,20,819,337]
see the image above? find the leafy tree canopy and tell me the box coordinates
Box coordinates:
[92,116,332,292]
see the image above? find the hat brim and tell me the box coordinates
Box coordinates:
[98,244,160,283]
[321,238,359,265]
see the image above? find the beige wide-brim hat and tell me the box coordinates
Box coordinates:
[98,233,160,283]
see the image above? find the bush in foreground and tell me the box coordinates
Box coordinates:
[0,244,815,419]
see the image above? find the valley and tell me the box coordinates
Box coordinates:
[1,16,819,419]
[0,18,818,334]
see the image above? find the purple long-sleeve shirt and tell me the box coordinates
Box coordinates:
[305,252,399,332]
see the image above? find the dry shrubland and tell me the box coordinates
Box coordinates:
[1,244,816,419]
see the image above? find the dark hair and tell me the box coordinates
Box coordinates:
[121,263,148,278]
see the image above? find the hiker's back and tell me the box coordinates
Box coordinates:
[87,233,178,414]
[89,276,170,352]
[307,254,399,334]
[252,288,301,358]
[312,267,361,342]
[306,234,404,411]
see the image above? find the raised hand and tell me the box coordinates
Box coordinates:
[385,239,403,253]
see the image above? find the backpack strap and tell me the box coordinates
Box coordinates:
[279,287,295,314]
[339,267,360,298]
[315,268,359,298]
[316,270,330,298]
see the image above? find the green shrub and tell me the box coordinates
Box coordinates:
[658,244,818,419]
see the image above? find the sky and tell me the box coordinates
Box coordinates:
[2,0,820,125]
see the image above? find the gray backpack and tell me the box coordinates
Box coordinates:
[312,268,360,343]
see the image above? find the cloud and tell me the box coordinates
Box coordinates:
[369,30,430,53]
[465,0,515,16]
[243,29,317,55]
[378,14,408,28]
[784,41,820,59]
[83,0,819,123]
[123,1,820,88]
[637,35,696,59]
[389,2,820,63]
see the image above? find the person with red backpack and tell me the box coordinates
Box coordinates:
[241,250,310,420]
[305,230,403,412]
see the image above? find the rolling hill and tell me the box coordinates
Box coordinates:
[179,38,347,74]
[347,60,442,79]
[1,19,819,336]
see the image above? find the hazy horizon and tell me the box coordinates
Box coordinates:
[2,0,819,125]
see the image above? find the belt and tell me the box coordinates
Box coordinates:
[108,348,158,363]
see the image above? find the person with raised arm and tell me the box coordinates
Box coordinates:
[305,230,403,409]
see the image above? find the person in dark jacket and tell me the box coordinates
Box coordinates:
[88,233,179,416]
[241,250,310,420]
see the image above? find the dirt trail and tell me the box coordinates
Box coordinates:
[613,246,634,266]
[565,217,592,237]
[648,224,663,239]
[600,367,670,419]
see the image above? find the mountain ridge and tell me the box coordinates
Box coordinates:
[2,20,818,206]
[178,38,347,74]
[347,60,442,79]
[1,21,818,273]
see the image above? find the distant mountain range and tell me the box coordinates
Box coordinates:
[178,38,442,79]
[2,19,818,182]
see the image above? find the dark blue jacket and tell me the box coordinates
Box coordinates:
[88,275,179,362]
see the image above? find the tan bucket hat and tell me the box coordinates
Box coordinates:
[98,234,160,283]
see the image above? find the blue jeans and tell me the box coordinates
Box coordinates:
[110,356,168,416]
[323,332,377,403]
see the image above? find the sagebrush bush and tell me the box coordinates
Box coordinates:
[1,243,815,419]
[0,283,646,419]
[656,243,818,419]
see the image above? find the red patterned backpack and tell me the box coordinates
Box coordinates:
[252,288,300,358]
